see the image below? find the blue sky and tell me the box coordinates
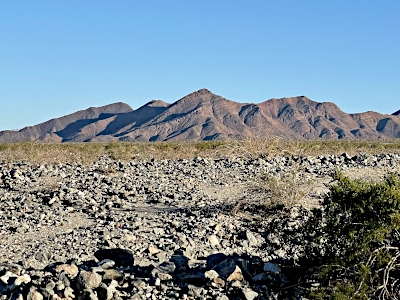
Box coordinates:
[1,1,399,130]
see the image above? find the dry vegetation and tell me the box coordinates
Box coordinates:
[1,138,400,165]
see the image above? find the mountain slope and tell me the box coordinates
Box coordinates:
[1,90,400,142]
[0,103,133,142]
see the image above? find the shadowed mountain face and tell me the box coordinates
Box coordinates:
[0,103,133,142]
[1,89,400,142]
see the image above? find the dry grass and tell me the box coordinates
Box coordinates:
[1,138,400,165]
[232,164,314,214]
[259,169,313,208]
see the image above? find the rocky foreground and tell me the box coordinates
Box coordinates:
[1,153,400,300]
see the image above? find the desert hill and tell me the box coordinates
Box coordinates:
[1,89,400,142]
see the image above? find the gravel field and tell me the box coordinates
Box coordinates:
[1,153,399,299]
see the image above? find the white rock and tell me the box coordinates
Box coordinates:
[14,274,31,286]
[204,270,219,280]
[208,235,220,247]
[242,288,259,300]
[98,259,115,269]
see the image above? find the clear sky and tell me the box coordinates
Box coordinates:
[1,1,399,130]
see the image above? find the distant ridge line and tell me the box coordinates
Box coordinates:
[1,89,400,142]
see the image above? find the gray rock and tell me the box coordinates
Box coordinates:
[103,269,124,283]
[27,287,43,300]
[76,270,102,290]
[151,261,176,276]
[188,284,203,297]
[245,231,259,247]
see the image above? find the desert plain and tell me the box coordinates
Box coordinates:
[1,140,400,300]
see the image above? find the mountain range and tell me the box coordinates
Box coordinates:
[1,89,400,142]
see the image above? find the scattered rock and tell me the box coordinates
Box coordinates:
[1,154,399,299]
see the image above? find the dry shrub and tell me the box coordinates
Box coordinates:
[0,139,400,165]
[260,170,313,208]
[233,165,313,217]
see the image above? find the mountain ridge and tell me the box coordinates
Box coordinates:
[1,89,400,142]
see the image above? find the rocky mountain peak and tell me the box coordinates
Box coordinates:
[179,88,215,100]
[1,90,399,142]
[142,100,169,108]
[195,88,213,95]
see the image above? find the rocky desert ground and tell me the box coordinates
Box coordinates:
[1,150,400,300]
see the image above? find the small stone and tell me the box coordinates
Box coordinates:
[130,294,141,300]
[77,270,102,290]
[154,278,161,286]
[46,280,56,290]
[153,228,165,235]
[103,269,124,282]
[27,288,43,300]
[34,251,53,263]
[56,281,65,291]
[152,261,176,276]
[212,277,225,288]
[156,251,168,262]
[157,273,172,281]
[188,285,203,297]
[14,274,31,286]
[204,270,219,280]
[132,280,146,290]
[55,264,79,278]
[226,266,243,282]
[184,245,196,259]
[122,235,136,242]
[231,280,242,288]
[98,259,115,269]
[242,288,259,300]
[148,245,160,255]
[245,231,259,247]
[208,235,220,248]
[64,286,74,299]
[40,288,54,299]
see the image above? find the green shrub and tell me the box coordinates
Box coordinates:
[307,170,400,299]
